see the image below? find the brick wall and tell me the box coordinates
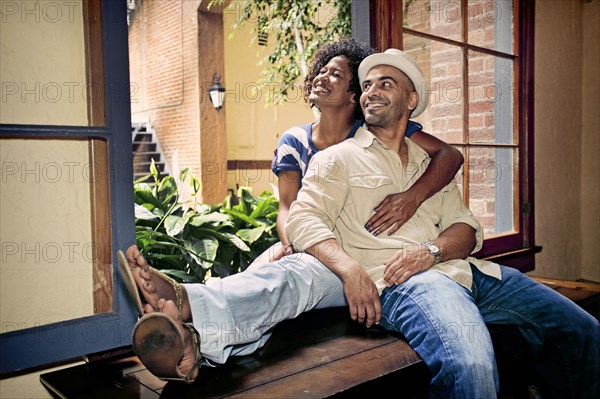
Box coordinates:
[404,0,503,236]
[129,0,203,178]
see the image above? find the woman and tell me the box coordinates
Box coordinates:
[269,38,463,260]
[120,40,466,383]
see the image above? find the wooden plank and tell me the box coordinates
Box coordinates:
[531,277,600,292]
[82,0,105,126]
[155,337,424,399]
[227,340,424,399]
[41,309,426,399]
[88,139,113,314]
[160,335,403,398]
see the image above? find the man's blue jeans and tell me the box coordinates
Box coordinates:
[379,265,600,399]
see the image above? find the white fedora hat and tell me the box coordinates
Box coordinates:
[358,48,428,117]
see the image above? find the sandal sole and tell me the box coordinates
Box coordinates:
[133,313,185,380]
[117,250,144,316]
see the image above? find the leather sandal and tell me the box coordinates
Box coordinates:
[132,312,202,383]
[117,250,184,319]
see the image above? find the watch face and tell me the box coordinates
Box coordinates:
[425,241,439,254]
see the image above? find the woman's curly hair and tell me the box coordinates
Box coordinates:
[304,38,377,120]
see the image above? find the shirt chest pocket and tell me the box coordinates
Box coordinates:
[347,174,395,213]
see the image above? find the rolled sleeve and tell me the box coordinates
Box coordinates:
[285,152,348,251]
[439,181,484,253]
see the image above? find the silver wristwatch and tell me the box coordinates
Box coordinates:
[422,241,442,265]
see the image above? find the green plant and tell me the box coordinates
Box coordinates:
[210,0,351,104]
[134,160,279,283]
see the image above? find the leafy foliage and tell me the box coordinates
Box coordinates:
[211,0,351,104]
[134,161,279,283]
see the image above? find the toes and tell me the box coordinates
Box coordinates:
[126,245,140,262]
[140,279,157,296]
[126,245,150,270]
[143,303,155,314]
[161,300,180,321]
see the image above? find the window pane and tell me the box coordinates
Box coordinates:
[404,34,464,143]
[404,0,462,42]
[468,51,514,144]
[1,137,112,330]
[467,0,514,54]
[0,0,103,126]
[467,51,514,144]
[467,146,516,237]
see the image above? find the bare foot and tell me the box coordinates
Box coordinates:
[126,245,193,321]
[157,298,200,381]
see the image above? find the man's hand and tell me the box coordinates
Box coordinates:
[383,244,433,286]
[269,244,294,262]
[365,192,421,236]
[341,263,382,328]
[304,239,382,328]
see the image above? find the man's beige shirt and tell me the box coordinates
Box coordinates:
[286,126,501,293]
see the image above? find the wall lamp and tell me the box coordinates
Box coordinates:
[209,73,225,111]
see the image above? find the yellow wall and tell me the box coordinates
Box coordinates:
[0,140,95,399]
[0,139,95,328]
[0,0,88,125]
[531,0,599,281]
[223,12,313,195]
[0,1,94,397]
[580,0,600,282]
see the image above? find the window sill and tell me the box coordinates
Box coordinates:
[482,246,543,273]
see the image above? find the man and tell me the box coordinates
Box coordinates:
[284,48,600,398]
[124,49,599,398]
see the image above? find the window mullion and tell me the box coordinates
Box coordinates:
[462,0,469,205]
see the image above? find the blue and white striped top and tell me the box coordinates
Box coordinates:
[272,120,422,178]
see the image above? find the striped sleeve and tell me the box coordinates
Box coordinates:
[272,126,311,176]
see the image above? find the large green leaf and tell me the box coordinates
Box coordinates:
[221,232,251,252]
[188,212,230,227]
[236,226,266,244]
[158,176,178,206]
[135,203,158,221]
[134,188,160,207]
[183,237,218,270]
[192,228,250,252]
[221,208,259,227]
[164,215,188,237]
[250,197,275,219]
[159,269,202,283]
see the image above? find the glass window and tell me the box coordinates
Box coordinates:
[0,138,112,329]
[401,0,522,243]
[0,0,105,126]
[0,0,134,375]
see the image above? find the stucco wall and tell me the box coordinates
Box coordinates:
[0,0,88,125]
[532,0,599,280]
[0,2,95,397]
[580,0,600,282]
[223,7,313,195]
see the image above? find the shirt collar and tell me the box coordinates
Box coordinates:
[354,124,430,164]
[354,125,376,148]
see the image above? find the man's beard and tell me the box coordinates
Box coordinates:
[364,112,387,127]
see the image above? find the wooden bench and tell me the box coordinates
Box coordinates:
[41,307,430,399]
[40,278,600,399]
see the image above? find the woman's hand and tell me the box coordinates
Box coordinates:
[365,191,420,236]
